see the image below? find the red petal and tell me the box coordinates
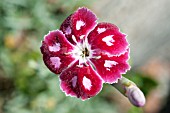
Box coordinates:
[71,7,97,38]
[60,15,74,44]
[60,61,103,100]
[60,7,97,44]
[90,49,130,83]
[88,23,128,56]
[40,30,76,74]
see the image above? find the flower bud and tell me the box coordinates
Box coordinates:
[112,77,146,107]
[125,85,146,107]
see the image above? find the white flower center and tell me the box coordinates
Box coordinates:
[71,35,92,66]
[65,35,101,67]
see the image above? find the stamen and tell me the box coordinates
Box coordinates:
[92,56,101,59]
[95,56,101,59]
[64,52,72,55]
[80,35,85,39]
[84,36,89,49]
[72,35,78,44]
[83,55,89,66]
[82,48,89,57]
[72,35,82,50]
[77,65,83,68]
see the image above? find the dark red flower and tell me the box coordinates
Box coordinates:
[40,7,130,100]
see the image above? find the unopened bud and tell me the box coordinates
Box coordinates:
[125,85,146,107]
[112,77,146,107]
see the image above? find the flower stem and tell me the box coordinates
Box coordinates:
[112,76,146,107]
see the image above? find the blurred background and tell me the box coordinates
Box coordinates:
[0,0,170,113]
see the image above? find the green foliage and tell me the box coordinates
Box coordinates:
[128,106,144,113]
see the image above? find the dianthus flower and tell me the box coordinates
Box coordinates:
[40,7,130,100]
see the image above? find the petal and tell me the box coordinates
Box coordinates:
[60,7,97,44]
[60,61,103,100]
[60,15,74,44]
[88,23,129,56]
[71,7,97,38]
[90,49,130,84]
[40,30,76,74]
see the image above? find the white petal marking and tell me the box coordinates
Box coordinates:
[80,35,85,39]
[83,76,92,90]
[50,57,61,68]
[49,43,60,52]
[102,35,114,46]
[72,76,77,88]
[104,60,118,68]
[97,28,106,34]
[65,26,72,35]
[76,20,85,30]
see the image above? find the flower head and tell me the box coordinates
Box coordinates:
[40,7,130,100]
